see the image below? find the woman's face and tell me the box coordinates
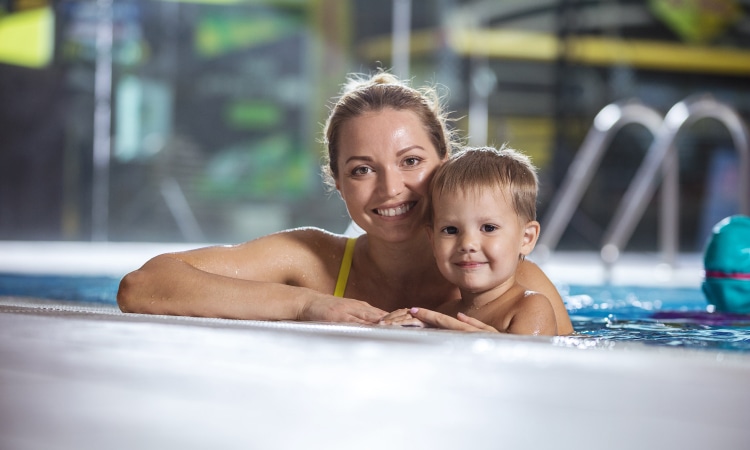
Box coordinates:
[335,108,446,242]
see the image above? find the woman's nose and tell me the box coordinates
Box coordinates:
[379,167,404,198]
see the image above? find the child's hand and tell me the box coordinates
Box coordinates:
[408,308,499,332]
[378,308,427,328]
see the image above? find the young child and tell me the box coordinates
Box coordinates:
[383,146,558,335]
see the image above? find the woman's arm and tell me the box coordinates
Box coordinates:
[516,259,574,335]
[117,228,387,324]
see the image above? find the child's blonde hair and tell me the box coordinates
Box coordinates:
[428,145,539,224]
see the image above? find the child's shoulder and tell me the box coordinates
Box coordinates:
[521,289,549,301]
[506,289,557,335]
[517,289,554,311]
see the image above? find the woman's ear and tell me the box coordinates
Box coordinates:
[520,221,540,256]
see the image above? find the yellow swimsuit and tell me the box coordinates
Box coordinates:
[333,237,357,297]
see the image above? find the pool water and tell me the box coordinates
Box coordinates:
[2,273,749,352]
[0,273,121,304]
[562,284,750,352]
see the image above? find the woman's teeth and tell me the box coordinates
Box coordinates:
[377,203,413,217]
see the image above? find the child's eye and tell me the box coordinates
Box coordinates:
[481,224,498,232]
[441,226,458,235]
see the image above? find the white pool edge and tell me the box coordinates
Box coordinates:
[0,241,706,289]
[0,241,215,277]
[537,250,705,288]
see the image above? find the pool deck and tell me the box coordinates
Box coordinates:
[1,242,747,449]
[2,296,749,450]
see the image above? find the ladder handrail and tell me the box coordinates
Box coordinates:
[536,100,664,259]
[536,95,750,267]
[602,95,750,265]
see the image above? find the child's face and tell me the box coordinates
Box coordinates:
[428,186,539,295]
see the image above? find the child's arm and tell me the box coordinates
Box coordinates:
[506,292,558,336]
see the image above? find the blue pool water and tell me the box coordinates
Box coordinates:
[562,284,750,352]
[2,273,749,352]
[0,273,121,304]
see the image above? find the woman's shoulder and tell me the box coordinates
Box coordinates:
[242,227,352,259]
[219,227,353,287]
[272,226,351,246]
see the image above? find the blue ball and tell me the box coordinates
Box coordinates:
[702,215,750,314]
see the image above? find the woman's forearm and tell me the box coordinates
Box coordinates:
[117,254,309,320]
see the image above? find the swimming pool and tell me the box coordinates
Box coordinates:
[3,244,749,354]
[2,272,749,351]
[1,243,749,449]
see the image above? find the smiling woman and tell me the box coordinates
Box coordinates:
[117,71,574,335]
[334,109,443,245]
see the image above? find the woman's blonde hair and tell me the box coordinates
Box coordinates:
[321,71,455,188]
[427,145,539,224]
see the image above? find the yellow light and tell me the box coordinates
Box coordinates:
[0,6,54,68]
[360,28,750,76]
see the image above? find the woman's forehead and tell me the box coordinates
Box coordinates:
[338,109,436,155]
[343,108,423,133]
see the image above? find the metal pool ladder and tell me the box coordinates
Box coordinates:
[536,95,750,267]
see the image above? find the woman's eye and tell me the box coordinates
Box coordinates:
[350,166,372,176]
[481,224,498,232]
[441,226,458,235]
[403,156,421,167]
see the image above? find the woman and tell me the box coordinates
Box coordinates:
[117,72,574,334]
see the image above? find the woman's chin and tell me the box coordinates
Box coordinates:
[372,223,426,243]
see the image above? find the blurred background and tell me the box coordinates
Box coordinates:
[0,0,748,254]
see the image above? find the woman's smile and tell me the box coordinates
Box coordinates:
[375,201,417,217]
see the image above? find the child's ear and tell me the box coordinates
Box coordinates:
[520,221,540,256]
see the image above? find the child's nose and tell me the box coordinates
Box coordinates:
[458,233,478,253]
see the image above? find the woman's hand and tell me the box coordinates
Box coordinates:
[377,308,427,328]
[298,295,388,325]
[407,308,499,332]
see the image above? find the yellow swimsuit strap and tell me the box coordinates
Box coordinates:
[334,237,357,297]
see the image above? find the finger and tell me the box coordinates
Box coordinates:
[398,320,426,328]
[346,316,376,325]
[377,308,412,325]
[355,304,389,324]
[380,315,426,328]
[379,308,409,319]
[336,311,384,325]
[409,307,481,331]
[457,312,499,332]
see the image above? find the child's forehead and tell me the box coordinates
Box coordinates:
[435,183,510,200]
